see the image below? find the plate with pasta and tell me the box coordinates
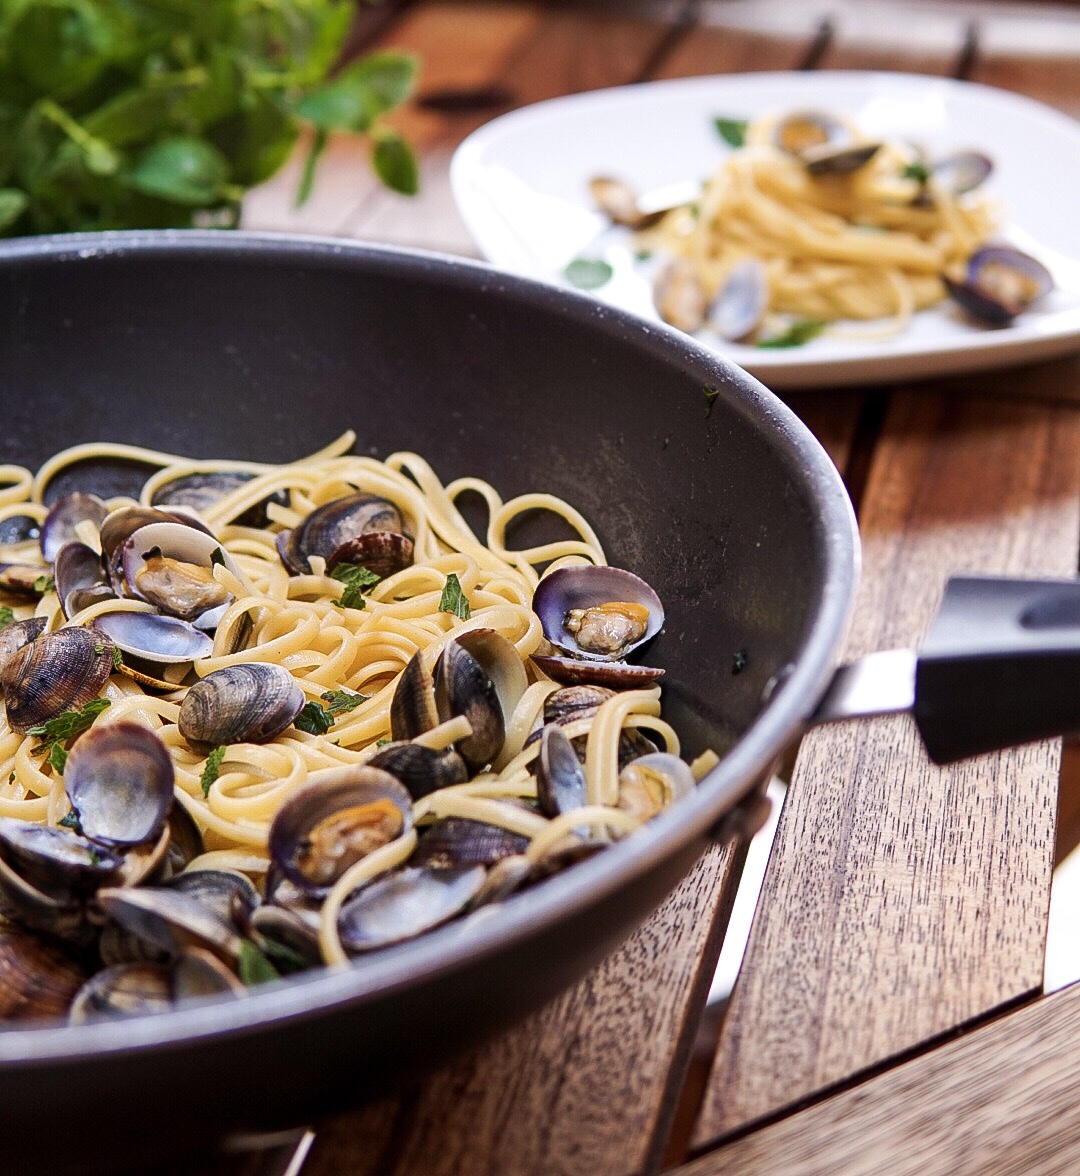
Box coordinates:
[450,71,1080,388]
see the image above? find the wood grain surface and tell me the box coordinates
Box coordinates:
[676,978,1080,1176]
[695,388,1080,1144]
[302,839,746,1176]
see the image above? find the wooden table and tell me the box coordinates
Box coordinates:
[229,2,1080,1171]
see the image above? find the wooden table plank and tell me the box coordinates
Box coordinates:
[302,840,747,1176]
[676,978,1080,1176]
[694,386,1080,1145]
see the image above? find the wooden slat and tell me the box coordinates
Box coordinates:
[694,385,1080,1145]
[302,841,746,1176]
[676,979,1080,1176]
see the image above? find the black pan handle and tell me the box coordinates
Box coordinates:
[811,576,1080,763]
[915,576,1080,762]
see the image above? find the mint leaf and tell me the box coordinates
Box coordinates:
[439,572,471,620]
[373,131,419,196]
[295,701,333,736]
[28,698,111,765]
[757,320,827,349]
[564,258,613,291]
[330,562,380,610]
[714,117,749,148]
[0,607,14,632]
[321,689,368,716]
[238,939,281,987]
[200,745,227,797]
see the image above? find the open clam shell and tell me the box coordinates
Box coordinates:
[336,864,487,954]
[64,721,175,848]
[39,492,109,564]
[120,521,241,623]
[943,245,1053,326]
[277,492,406,576]
[268,766,414,893]
[532,565,664,661]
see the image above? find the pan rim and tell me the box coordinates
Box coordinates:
[0,229,859,1068]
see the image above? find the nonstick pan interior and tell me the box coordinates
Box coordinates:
[0,232,856,1169]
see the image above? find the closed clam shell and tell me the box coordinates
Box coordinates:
[368,741,468,801]
[178,663,304,748]
[0,922,92,1021]
[64,721,175,848]
[0,626,115,733]
[410,817,529,869]
[327,530,414,581]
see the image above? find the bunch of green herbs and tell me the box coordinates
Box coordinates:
[0,0,419,237]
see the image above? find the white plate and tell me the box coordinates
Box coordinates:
[450,71,1080,389]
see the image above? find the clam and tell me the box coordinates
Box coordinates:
[166,868,259,928]
[268,766,414,893]
[92,611,214,669]
[64,721,175,848]
[943,245,1053,326]
[653,258,708,333]
[931,150,992,196]
[434,630,526,771]
[120,521,239,622]
[368,741,469,801]
[39,492,109,563]
[249,904,323,969]
[0,852,92,945]
[589,175,667,230]
[0,563,50,598]
[773,110,880,175]
[277,492,406,576]
[410,817,530,869]
[178,663,304,749]
[54,541,114,619]
[0,627,115,733]
[68,962,174,1023]
[152,470,288,529]
[616,752,695,821]
[389,651,439,742]
[708,258,768,342]
[0,817,123,900]
[95,885,245,965]
[531,565,665,687]
[99,505,214,594]
[336,864,486,953]
[326,530,415,581]
[536,725,588,819]
[0,923,92,1021]
[0,616,47,676]
[171,947,246,1002]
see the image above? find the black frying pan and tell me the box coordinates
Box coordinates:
[0,233,1072,1173]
